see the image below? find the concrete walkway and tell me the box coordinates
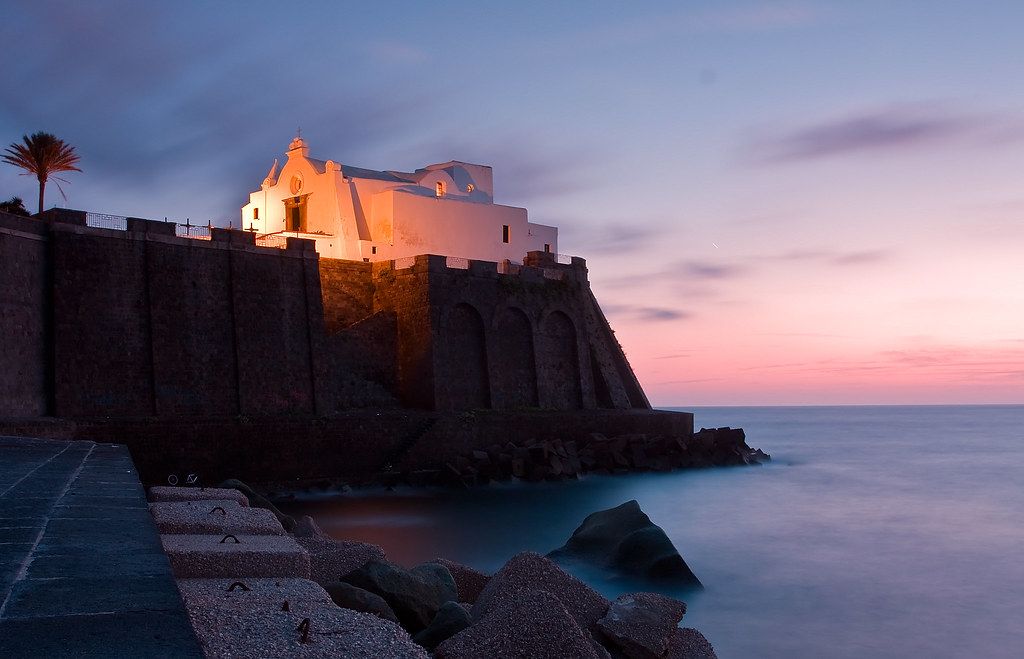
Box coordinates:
[0,436,203,658]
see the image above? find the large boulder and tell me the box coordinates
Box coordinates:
[548,500,702,588]
[339,560,457,633]
[411,600,473,650]
[431,558,490,605]
[667,628,717,659]
[472,551,609,634]
[436,589,604,659]
[323,581,399,623]
[597,592,687,659]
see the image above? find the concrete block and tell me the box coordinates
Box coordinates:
[147,486,249,506]
[149,500,285,536]
[176,577,334,608]
[161,534,310,579]
[177,580,428,658]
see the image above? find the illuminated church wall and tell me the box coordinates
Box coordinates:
[1,199,644,419]
[242,137,557,264]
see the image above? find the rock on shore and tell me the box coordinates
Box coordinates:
[427,426,768,488]
[549,499,703,588]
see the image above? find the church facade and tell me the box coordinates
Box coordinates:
[242,136,558,263]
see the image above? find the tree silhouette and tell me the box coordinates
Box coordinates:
[0,196,31,216]
[2,132,81,215]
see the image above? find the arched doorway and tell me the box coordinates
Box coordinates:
[491,307,538,408]
[437,303,490,410]
[537,310,582,409]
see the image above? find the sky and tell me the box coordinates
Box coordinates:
[2,1,1022,406]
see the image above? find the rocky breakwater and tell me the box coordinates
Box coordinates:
[149,485,717,658]
[149,485,424,657]
[431,426,769,488]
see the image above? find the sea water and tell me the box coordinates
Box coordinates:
[280,405,1024,658]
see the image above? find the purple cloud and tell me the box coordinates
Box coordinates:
[760,248,891,267]
[603,304,692,322]
[750,106,986,163]
[563,223,663,256]
[829,250,889,266]
[682,260,748,279]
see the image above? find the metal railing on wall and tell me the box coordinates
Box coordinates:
[85,213,127,230]
[256,234,288,249]
[176,224,211,240]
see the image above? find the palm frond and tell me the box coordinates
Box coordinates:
[2,132,81,213]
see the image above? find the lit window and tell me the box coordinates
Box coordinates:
[502,225,510,243]
[436,181,446,197]
[467,183,474,192]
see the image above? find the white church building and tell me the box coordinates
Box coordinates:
[242,136,558,263]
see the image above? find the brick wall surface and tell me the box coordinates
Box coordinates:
[319,258,373,333]
[369,254,639,412]
[1,212,649,422]
[70,409,694,487]
[146,239,237,415]
[0,212,49,416]
[51,226,156,416]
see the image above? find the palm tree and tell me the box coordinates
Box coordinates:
[0,196,31,216]
[2,132,81,215]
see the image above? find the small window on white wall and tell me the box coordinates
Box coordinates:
[253,208,259,220]
[436,181,446,197]
[502,225,510,243]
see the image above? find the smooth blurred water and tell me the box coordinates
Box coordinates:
[280,405,1024,658]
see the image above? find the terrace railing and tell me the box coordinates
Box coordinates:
[85,213,127,230]
[256,234,288,249]
[175,224,211,240]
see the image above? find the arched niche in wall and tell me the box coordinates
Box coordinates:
[437,302,491,410]
[537,310,582,410]
[491,306,538,409]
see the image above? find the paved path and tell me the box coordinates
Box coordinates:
[0,436,203,658]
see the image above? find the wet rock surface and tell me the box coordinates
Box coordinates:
[431,557,490,605]
[431,427,768,487]
[549,499,703,588]
[472,551,610,634]
[597,592,688,659]
[411,600,473,650]
[322,581,399,623]
[437,588,604,659]
[338,560,458,633]
[667,627,718,659]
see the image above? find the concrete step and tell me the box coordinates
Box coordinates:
[176,578,427,658]
[161,534,310,579]
[148,485,249,506]
[150,499,285,536]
